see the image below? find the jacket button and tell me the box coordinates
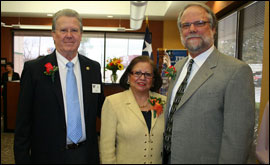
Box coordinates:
[145,134,147,136]
[144,155,146,157]
[144,148,147,151]
[151,148,153,150]
[144,141,147,143]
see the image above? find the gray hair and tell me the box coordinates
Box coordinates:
[52,9,83,32]
[177,2,217,32]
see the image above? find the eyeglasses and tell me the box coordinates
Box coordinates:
[180,20,211,29]
[130,71,153,79]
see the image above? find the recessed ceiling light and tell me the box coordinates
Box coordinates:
[107,16,113,18]
[47,14,53,17]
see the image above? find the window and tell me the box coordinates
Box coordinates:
[217,12,238,57]
[78,32,105,80]
[105,33,144,83]
[13,31,144,83]
[217,1,265,104]
[217,2,265,163]
[241,1,265,108]
[14,31,55,76]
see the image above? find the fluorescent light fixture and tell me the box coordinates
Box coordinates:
[12,24,51,30]
[10,24,127,32]
[130,1,148,30]
[1,22,12,28]
[83,26,126,32]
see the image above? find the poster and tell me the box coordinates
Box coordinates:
[158,50,187,96]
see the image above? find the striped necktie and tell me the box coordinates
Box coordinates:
[163,59,194,154]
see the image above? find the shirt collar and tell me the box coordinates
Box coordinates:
[56,50,79,67]
[188,45,214,67]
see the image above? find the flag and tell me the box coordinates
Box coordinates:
[142,25,153,59]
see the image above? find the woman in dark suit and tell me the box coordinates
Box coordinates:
[1,62,20,96]
[1,62,20,84]
[1,62,20,117]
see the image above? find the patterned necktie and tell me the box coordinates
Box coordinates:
[164,59,194,154]
[66,62,82,144]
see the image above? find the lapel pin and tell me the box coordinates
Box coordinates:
[86,66,90,70]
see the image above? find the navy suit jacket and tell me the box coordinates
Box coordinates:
[14,52,104,164]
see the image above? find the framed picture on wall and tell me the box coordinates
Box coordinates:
[1,58,7,66]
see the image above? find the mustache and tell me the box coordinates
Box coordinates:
[185,35,202,40]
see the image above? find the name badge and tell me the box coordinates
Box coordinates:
[92,84,101,93]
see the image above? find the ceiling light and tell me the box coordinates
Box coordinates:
[107,16,113,18]
[83,26,126,32]
[1,22,12,28]
[9,24,127,32]
[12,24,51,30]
[47,14,53,17]
[130,1,148,30]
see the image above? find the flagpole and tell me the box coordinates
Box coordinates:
[146,16,149,28]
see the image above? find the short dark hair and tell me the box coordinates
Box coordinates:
[6,62,14,68]
[120,56,162,92]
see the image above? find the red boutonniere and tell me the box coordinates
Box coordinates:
[44,62,58,83]
[148,96,165,118]
[165,65,177,80]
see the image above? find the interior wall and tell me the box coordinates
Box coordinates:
[206,1,248,19]
[259,1,269,128]
[163,20,185,50]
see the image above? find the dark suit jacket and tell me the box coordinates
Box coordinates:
[14,52,105,164]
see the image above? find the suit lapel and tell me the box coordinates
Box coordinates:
[126,89,148,125]
[177,49,219,109]
[78,55,92,118]
[47,52,65,113]
[165,57,188,119]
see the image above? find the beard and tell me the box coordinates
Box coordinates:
[181,33,214,53]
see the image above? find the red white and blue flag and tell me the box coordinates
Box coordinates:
[142,25,153,59]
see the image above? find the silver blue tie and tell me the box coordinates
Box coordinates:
[66,62,82,144]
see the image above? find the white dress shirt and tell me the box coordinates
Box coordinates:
[169,45,214,112]
[56,50,86,144]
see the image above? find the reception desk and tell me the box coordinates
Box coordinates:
[3,82,124,132]
[3,81,20,132]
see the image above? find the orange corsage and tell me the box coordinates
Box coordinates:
[148,96,165,118]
